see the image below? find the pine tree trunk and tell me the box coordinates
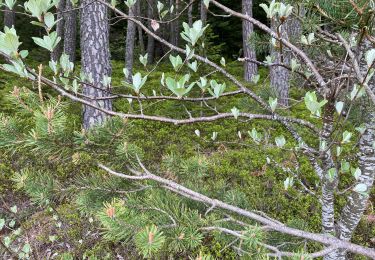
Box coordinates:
[188,0,193,26]
[242,0,257,82]
[287,6,304,42]
[125,4,137,82]
[270,19,290,107]
[51,0,66,61]
[170,0,180,48]
[80,0,112,130]
[63,0,77,62]
[146,0,155,64]
[137,26,145,55]
[200,0,207,25]
[4,7,15,28]
[286,4,305,87]
[136,0,145,55]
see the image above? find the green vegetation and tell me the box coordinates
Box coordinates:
[0,60,373,258]
[0,0,374,259]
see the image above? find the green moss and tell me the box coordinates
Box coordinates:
[0,60,372,258]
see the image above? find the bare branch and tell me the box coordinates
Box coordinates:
[98,162,375,259]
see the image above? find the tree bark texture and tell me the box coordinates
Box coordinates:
[188,0,193,26]
[319,105,337,241]
[63,0,78,62]
[80,0,112,129]
[324,45,375,260]
[136,0,145,55]
[242,0,257,82]
[170,0,180,48]
[286,4,305,87]
[125,4,137,82]
[330,112,375,260]
[51,0,66,61]
[270,19,290,106]
[200,0,207,26]
[4,7,15,28]
[146,0,155,64]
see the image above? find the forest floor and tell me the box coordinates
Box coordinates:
[0,60,373,259]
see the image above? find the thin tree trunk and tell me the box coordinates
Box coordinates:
[188,0,193,26]
[170,0,180,48]
[287,4,305,87]
[324,46,375,259]
[270,18,290,106]
[329,114,375,260]
[200,0,207,26]
[320,105,337,237]
[136,0,145,55]
[63,0,77,62]
[51,0,66,61]
[137,27,145,55]
[80,0,112,129]
[125,4,137,82]
[146,0,155,64]
[3,7,15,28]
[242,0,257,82]
[320,104,339,260]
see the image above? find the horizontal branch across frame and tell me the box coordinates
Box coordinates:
[98,161,375,259]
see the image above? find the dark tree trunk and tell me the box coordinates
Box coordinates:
[136,0,145,55]
[270,19,290,107]
[242,0,257,82]
[80,0,112,129]
[188,0,193,26]
[63,0,77,62]
[200,0,207,26]
[4,7,15,28]
[170,0,180,48]
[286,4,305,87]
[137,26,145,55]
[51,0,66,61]
[125,4,137,82]
[146,0,155,64]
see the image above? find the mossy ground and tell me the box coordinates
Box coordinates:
[0,59,374,258]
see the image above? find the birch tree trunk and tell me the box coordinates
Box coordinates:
[63,0,77,62]
[328,111,375,260]
[319,104,337,241]
[270,19,290,106]
[146,0,155,64]
[51,0,66,61]
[242,0,257,82]
[324,46,375,259]
[80,0,112,129]
[4,7,15,28]
[125,4,137,82]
